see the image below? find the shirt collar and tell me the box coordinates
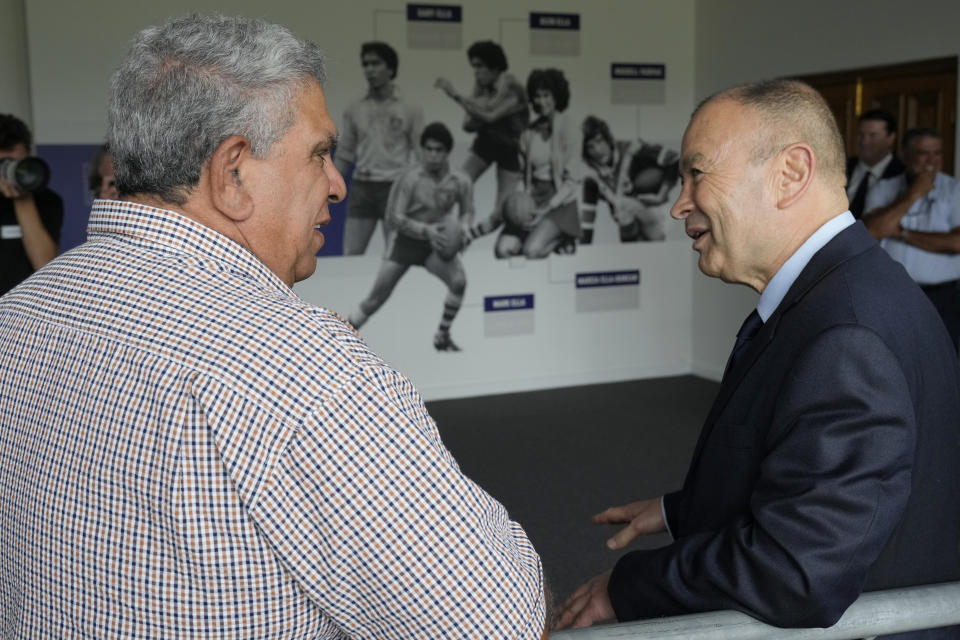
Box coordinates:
[860,152,893,178]
[757,211,855,321]
[87,199,293,297]
[365,83,401,101]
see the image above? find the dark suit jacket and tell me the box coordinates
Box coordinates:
[608,223,960,633]
[846,155,905,218]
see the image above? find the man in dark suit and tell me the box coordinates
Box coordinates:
[846,109,904,219]
[555,80,960,636]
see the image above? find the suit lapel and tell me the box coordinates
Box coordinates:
[686,223,877,471]
[882,155,904,180]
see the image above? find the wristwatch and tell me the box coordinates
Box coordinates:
[899,226,910,242]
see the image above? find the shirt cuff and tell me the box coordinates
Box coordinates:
[660,496,673,540]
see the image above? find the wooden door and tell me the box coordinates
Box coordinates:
[798,57,957,175]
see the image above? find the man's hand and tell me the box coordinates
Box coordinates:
[426,223,446,250]
[0,175,25,200]
[863,171,936,241]
[522,204,551,231]
[434,77,457,100]
[0,177,58,269]
[593,497,666,550]
[869,206,905,239]
[906,167,937,201]
[458,223,473,251]
[553,570,616,630]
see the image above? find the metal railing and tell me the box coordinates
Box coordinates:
[551,581,960,639]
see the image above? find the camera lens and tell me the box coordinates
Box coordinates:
[0,156,50,193]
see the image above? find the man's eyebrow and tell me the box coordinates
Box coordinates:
[680,152,705,173]
[313,134,338,155]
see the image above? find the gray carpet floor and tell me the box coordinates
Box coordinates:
[427,374,720,606]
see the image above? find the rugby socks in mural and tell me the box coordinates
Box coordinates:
[434,293,463,351]
[462,216,498,247]
[580,206,597,244]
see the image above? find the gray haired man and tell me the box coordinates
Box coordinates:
[0,14,546,638]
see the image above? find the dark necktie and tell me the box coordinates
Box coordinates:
[849,173,871,219]
[724,309,763,378]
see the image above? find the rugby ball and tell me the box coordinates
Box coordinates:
[431,218,463,260]
[502,191,537,228]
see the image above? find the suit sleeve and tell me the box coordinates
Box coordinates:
[609,325,915,628]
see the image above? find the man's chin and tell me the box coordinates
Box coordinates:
[697,255,722,279]
[293,258,319,284]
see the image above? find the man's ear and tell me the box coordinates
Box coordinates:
[776,142,815,209]
[209,135,254,221]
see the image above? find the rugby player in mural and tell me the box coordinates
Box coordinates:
[348,123,473,352]
[434,40,527,220]
[336,41,424,255]
[495,68,580,258]
[579,115,679,244]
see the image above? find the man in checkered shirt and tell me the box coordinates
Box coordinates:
[0,14,546,639]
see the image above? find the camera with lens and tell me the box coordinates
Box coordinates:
[0,156,50,193]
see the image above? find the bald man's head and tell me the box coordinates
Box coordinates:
[695,79,847,191]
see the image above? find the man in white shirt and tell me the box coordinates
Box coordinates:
[846,109,904,219]
[864,127,960,351]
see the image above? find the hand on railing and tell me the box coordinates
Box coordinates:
[553,570,616,631]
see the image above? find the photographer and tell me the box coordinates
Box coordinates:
[0,114,63,296]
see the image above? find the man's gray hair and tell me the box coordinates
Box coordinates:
[901,126,941,153]
[696,79,847,188]
[108,14,326,204]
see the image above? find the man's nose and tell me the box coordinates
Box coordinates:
[670,183,692,220]
[328,164,347,203]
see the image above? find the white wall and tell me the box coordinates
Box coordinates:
[0,0,31,123]
[298,239,695,400]
[20,0,699,400]
[17,0,959,396]
[690,0,960,379]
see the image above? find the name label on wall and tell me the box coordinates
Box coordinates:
[575,270,640,312]
[407,3,462,49]
[576,270,640,288]
[484,294,535,336]
[407,3,462,21]
[610,63,666,105]
[529,12,580,55]
[1,225,23,240]
[530,12,579,29]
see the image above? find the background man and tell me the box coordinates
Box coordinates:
[0,113,62,296]
[334,41,424,255]
[555,80,960,636]
[0,15,545,638]
[846,108,904,219]
[864,127,960,352]
[349,122,472,352]
[88,143,118,200]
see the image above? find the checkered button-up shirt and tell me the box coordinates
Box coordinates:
[0,200,545,639]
